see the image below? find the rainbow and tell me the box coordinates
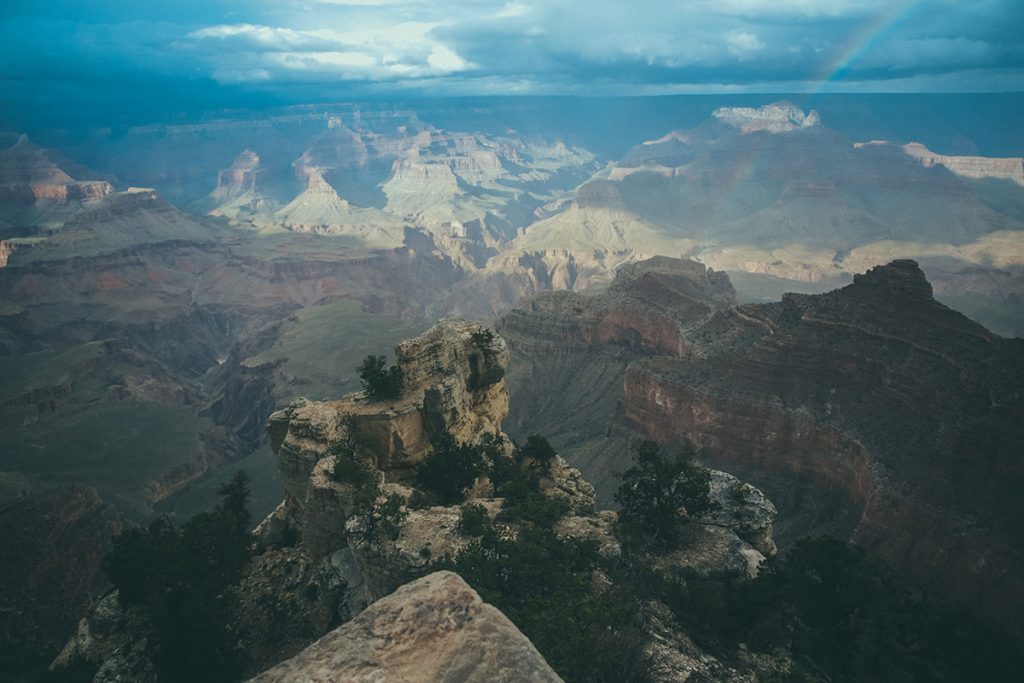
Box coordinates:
[811,0,921,94]
[697,2,925,230]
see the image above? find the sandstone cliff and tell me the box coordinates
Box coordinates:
[901,141,1024,186]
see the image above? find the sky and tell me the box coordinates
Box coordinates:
[2,0,1023,124]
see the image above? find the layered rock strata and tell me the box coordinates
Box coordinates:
[503,255,1024,622]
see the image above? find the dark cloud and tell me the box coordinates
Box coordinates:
[1,0,1021,126]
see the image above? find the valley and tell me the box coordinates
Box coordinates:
[1,94,1023,680]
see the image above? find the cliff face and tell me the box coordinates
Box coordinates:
[499,257,738,499]
[901,142,1024,185]
[503,256,1024,621]
[267,318,509,537]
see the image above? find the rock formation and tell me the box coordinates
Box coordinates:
[266,318,510,553]
[502,255,1024,623]
[249,571,563,683]
[712,101,822,133]
[271,169,405,247]
[207,150,278,219]
[901,141,1024,186]
[0,135,112,234]
[0,135,112,205]
[49,316,779,682]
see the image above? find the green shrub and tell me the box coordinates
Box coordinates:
[470,328,496,348]
[458,502,492,537]
[357,354,403,401]
[329,444,406,542]
[416,432,488,504]
[614,440,715,549]
[517,434,558,469]
[445,524,650,682]
[501,491,570,529]
[357,493,407,543]
[492,437,568,528]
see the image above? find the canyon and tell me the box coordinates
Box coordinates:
[501,256,1024,623]
[51,319,783,682]
[2,95,1023,679]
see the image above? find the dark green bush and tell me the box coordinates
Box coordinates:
[357,354,403,401]
[446,523,650,682]
[416,432,488,504]
[457,502,491,537]
[657,536,1024,682]
[517,434,558,468]
[614,440,715,549]
[330,444,406,542]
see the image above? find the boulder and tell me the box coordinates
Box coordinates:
[248,571,563,683]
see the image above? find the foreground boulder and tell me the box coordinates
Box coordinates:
[249,571,563,683]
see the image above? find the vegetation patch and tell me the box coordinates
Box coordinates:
[357,354,404,401]
[104,472,253,682]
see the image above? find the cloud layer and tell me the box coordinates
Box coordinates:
[2,0,1022,119]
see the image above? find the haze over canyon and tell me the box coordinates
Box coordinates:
[2,92,1023,682]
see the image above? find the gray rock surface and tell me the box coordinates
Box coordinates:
[702,469,778,557]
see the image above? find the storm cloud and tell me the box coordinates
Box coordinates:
[2,0,1022,123]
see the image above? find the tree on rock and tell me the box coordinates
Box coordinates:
[417,432,490,505]
[614,440,714,549]
[357,354,404,401]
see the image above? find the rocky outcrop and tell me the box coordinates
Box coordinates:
[262,318,615,598]
[232,547,367,675]
[267,318,509,534]
[249,571,563,683]
[0,135,112,205]
[50,592,155,683]
[503,255,1024,623]
[214,150,261,200]
[712,101,822,134]
[272,169,404,245]
[207,150,277,219]
[0,239,16,267]
[901,142,1024,186]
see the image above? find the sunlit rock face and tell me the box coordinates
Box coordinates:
[267,318,509,516]
[712,101,822,134]
[899,142,1024,186]
[248,571,564,683]
[0,135,112,204]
